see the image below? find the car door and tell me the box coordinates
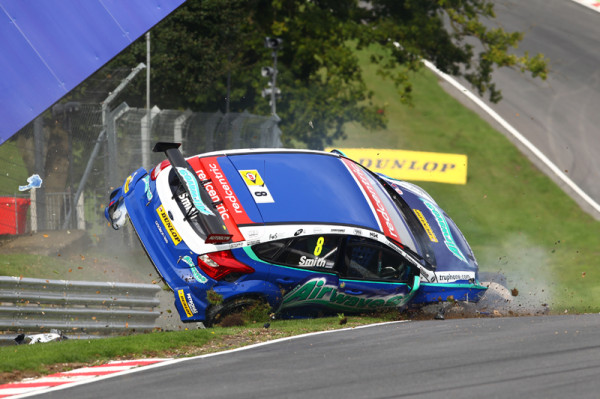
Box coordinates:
[332,236,420,313]
[252,234,344,315]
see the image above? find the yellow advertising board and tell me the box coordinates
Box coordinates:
[328,148,467,185]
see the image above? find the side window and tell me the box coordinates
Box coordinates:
[252,235,342,270]
[342,237,413,282]
[279,235,341,269]
[252,240,287,262]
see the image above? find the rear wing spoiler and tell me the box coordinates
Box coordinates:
[153,142,232,244]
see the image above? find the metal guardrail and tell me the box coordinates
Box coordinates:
[0,276,162,338]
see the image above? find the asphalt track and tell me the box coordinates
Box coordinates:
[32,315,600,399]
[443,0,600,219]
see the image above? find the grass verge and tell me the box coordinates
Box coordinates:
[0,140,28,196]
[335,47,600,313]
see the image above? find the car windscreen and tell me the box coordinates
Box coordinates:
[357,169,418,248]
[442,212,477,267]
[371,174,437,270]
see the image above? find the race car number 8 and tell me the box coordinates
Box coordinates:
[243,177,274,203]
[314,236,324,256]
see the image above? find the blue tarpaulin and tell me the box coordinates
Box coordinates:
[0,0,185,143]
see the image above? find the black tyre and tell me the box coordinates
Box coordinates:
[206,297,267,327]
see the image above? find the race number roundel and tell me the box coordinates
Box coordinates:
[239,169,274,203]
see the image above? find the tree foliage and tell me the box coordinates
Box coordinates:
[106,0,548,149]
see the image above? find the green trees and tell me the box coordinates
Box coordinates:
[107,0,547,149]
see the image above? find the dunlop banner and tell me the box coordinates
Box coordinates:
[328,148,467,185]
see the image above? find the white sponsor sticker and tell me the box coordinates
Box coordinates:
[239,169,274,203]
[435,271,475,283]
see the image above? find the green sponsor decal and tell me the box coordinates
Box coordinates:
[281,278,410,312]
[182,255,208,284]
[142,175,153,202]
[421,199,467,263]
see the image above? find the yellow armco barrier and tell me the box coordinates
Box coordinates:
[329,148,467,185]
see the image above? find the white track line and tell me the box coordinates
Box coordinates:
[422,59,600,216]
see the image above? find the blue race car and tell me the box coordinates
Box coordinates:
[106,143,486,324]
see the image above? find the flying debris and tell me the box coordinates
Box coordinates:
[19,174,43,191]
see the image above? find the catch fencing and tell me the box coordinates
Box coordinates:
[0,276,162,338]
[1,103,281,236]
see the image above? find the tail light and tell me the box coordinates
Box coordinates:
[197,250,254,281]
[150,160,171,181]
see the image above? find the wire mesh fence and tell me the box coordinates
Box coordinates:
[115,107,282,177]
[0,103,281,237]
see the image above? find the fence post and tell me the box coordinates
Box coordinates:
[140,105,160,170]
[33,116,46,230]
[76,193,85,230]
[174,110,192,156]
[13,195,18,235]
[30,189,37,233]
[103,63,146,190]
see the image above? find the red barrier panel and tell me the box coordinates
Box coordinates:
[0,197,30,235]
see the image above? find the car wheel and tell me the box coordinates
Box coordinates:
[206,297,268,327]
